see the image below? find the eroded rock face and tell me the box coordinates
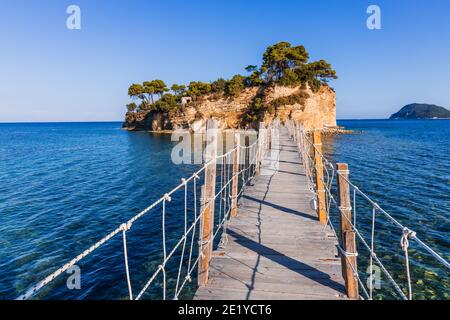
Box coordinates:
[123,85,336,131]
[263,85,336,130]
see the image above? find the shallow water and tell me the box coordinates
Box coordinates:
[325,119,450,299]
[0,123,202,299]
[0,120,448,299]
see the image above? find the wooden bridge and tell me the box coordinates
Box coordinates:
[18,120,449,301]
[195,127,348,300]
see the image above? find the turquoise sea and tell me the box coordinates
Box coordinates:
[0,120,448,299]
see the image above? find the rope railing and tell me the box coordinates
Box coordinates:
[287,120,449,300]
[17,122,272,300]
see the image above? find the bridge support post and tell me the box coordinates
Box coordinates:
[268,124,272,150]
[336,163,359,299]
[313,131,327,224]
[256,122,265,175]
[198,119,218,287]
[231,131,240,218]
[244,135,250,179]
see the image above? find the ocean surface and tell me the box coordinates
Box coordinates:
[324,120,449,299]
[0,120,448,300]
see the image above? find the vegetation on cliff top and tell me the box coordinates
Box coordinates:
[125,41,337,121]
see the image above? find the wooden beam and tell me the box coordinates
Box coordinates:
[256,122,265,175]
[231,131,240,218]
[313,131,327,224]
[336,163,352,241]
[198,119,218,287]
[198,185,209,286]
[336,163,359,299]
[344,230,359,299]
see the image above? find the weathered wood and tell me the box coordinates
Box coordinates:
[245,135,250,180]
[198,119,218,287]
[336,163,359,299]
[195,127,347,300]
[268,125,272,150]
[198,185,209,286]
[256,122,265,175]
[336,163,352,237]
[313,131,327,224]
[231,132,240,218]
[343,231,358,299]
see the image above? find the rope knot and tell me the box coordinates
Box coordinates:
[400,227,416,300]
[344,251,358,257]
[164,194,172,202]
[121,221,132,231]
[401,227,416,251]
[181,178,187,185]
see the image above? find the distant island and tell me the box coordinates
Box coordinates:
[390,103,450,119]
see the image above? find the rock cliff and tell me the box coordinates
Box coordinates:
[123,84,336,132]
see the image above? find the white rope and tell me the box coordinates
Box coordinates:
[18,128,265,300]
[136,134,262,300]
[174,178,188,299]
[291,121,450,301]
[162,196,168,300]
[369,205,376,299]
[401,227,416,300]
[121,222,133,300]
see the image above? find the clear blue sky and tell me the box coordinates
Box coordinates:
[1,0,449,121]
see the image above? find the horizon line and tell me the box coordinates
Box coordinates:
[0,118,394,124]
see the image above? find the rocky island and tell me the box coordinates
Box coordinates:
[390,103,450,119]
[123,42,340,132]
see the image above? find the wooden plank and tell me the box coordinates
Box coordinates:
[195,287,347,300]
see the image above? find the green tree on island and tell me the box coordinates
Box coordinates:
[128,84,146,101]
[259,41,337,91]
[187,81,212,99]
[126,41,338,115]
[151,80,169,97]
[126,102,137,113]
[211,78,227,94]
[171,84,187,96]
[153,93,179,112]
[225,75,245,97]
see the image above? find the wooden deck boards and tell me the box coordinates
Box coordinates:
[194,127,347,300]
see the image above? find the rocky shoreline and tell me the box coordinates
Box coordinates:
[122,124,356,136]
[123,84,337,133]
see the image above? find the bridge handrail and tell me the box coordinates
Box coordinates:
[287,120,449,300]
[17,123,272,300]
